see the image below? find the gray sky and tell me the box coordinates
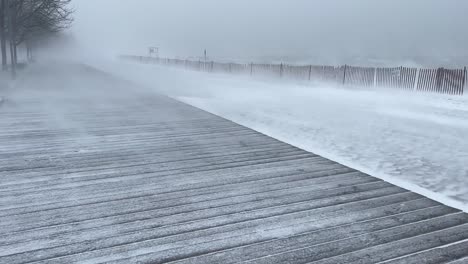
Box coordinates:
[72,0,468,64]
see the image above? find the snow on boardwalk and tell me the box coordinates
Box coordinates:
[0,64,467,263]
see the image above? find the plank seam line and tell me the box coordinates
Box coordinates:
[376,237,468,264]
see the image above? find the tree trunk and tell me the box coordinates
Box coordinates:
[26,41,30,61]
[6,0,15,79]
[11,1,16,65]
[13,41,17,64]
[9,40,14,76]
[27,41,33,62]
[0,0,7,71]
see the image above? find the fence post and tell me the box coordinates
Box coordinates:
[250,63,253,76]
[280,63,283,78]
[373,67,377,87]
[343,64,347,85]
[308,65,312,81]
[463,66,467,95]
[321,66,326,81]
[414,68,420,91]
[211,61,214,72]
[399,66,403,89]
[436,67,444,92]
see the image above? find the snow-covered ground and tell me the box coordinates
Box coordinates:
[93,59,468,212]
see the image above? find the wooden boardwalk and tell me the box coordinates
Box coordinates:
[0,65,468,264]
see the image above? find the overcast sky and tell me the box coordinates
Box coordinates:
[72,0,468,64]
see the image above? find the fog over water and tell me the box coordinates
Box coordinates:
[71,0,468,66]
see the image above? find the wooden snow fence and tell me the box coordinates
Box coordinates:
[121,55,467,96]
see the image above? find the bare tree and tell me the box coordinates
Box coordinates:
[6,0,16,78]
[0,0,7,70]
[19,0,73,61]
[14,1,73,41]
[1,0,73,76]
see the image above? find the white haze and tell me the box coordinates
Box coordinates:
[71,0,468,66]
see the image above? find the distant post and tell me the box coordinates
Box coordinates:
[373,67,377,87]
[342,64,347,85]
[204,49,207,71]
